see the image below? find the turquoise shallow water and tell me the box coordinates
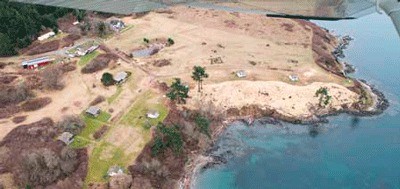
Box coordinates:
[193,13,400,189]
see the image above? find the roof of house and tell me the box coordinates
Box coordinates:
[147,110,160,118]
[38,31,55,41]
[289,74,299,81]
[107,166,123,176]
[114,71,128,82]
[22,57,53,66]
[236,70,247,77]
[57,132,74,144]
[86,106,100,115]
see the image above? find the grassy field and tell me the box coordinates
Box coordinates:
[120,91,169,129]
[107,86,123,104]
[78,51,100,66]
[71,111,111,148]
[85,142,131,184]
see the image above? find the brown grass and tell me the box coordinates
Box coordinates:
[11,116,27,124]
[81,53,119,74]
[20,97,52,112]
[25,40,60,56]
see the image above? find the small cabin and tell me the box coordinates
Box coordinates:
[289,74,299,82]
[113,71,128,84]
[146,110,160,119]
[107,166,124,177]
[236,70,247,78]
[57,132,74,145]
[110,20,126,31]
[22,57,54,69]
[86,106,101,117]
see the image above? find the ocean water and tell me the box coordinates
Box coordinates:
[193,13,400,189]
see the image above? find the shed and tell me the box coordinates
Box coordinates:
[107,166,124,177]
[86,106,101,117]
[110,20,126,31]
[236,70,247,78]
[113,71,128,84]
[289,74,299,82]
[146,110,160,119]
[57,132,74,145]
[38,31,55,41]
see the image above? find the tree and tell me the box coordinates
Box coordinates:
[56,115,85,135]
[167,38,174,46]
[151,123,183,156]
[0,33,16,56]
[166,78,189,104]
[101,72,115,86]
[195,114,211,137]
[96,22,108,38]
[315,87,332,107]
[191,66,208,92]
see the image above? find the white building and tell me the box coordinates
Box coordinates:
[38,31,56,41]
[236,70,247,78]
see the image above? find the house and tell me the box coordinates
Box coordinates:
[113,71,128,84]
[289,74,299,82]
[38,31,56,41]
[107,166,124,177]
[236,70,247,78]
[86,45,99,54]
[57,132,74,145]
[110,20,125,31]
[146,110,160,119]
[22,57,54,69]
[86,106,101,117]
[73,21,80,25]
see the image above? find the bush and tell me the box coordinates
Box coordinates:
[167,38,174,46]
[89,95,105,106]
[40,64,65,90]
[21,97,52,112]
[101,72,115,86]
[195,115,210,137]
[0,83,32,107]
[56,115,85,135]
[21,147,78,186]
[81,54,118,74]
[143,38,149,43]
[12,116,27,124]
[151,123,183,156]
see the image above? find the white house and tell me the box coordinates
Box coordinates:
[107,166,124,177]
[146,110,160,119]
[289,74,299,82]
[113,71,128,84]
[236,70,247,78]
[57,132,74,145]
[86,106,101,117]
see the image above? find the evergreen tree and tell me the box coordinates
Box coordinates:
[191,66,208,92]
[166,78,189,104]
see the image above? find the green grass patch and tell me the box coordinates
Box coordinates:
[96,111,112,122]
[78,51,99,66]
[85,142,130,184]
[107,86,123,104]
[70,136,92,149]
[120,91,169,129]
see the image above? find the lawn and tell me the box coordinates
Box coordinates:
[85,142,131,184]
[78,51,99,66]
[107,86,123,104]
[71,111,111,149]
[120,91,169,129]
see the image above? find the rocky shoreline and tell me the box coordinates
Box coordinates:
[183,33,390,189]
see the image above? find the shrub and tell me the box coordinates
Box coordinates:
[56,115,85,135]
[151,123,183,156]
[21,147,78,186]
[21,97,52,112]
[89,95,106,106]
[12,116,27,124]
[101,72,115,86]
[195,115,210,137]
[0,83,32,107]
[143,38,150,43]
[40,64,65,90]
[167,38,174,46]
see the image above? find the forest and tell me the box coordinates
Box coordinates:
[0,0,81,56]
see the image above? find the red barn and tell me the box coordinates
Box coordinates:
[22,57,54,70]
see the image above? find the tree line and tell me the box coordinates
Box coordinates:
[0,0,83,56]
